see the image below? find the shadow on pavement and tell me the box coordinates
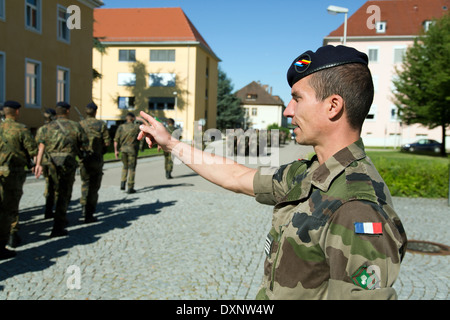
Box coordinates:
[0,193,176,285]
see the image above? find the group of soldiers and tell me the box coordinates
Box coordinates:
[0,100,150,261]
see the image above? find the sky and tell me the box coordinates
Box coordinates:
[101,0,369,105]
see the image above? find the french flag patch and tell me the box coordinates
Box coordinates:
[354,222,383,235]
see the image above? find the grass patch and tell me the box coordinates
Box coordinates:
[367,151,449,198]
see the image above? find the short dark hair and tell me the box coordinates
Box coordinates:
[308,63,374,131]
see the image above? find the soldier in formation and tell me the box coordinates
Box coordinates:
[114,112,140,194]
[137,45,407,300]
[0,101,37,259]
[35,102,89,237]
[79,102,110,223]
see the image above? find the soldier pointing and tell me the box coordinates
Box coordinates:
[138,45,407,300]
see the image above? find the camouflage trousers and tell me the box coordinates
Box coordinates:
[121,152,137,188]
[46,163,76,228]
[0,168,26,246]
[164,151,173,173]
[42,165,56,216]
[79,158,104,212]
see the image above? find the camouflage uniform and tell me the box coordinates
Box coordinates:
[114,121,140,191]
[253,139,407,299]
[0,118,37,248]
[37,117,89,235]
[79,116,110,221]
[35,116,55,219]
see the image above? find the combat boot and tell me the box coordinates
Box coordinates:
[7,232,21,248]
[166,171,173,179]
[84,205,98,223]
[50,222,68,238]
[120,181,126,190]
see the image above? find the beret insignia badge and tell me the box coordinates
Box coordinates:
[294,54,311,73]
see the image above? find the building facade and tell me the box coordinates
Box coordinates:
[324,0,450,148]
[235,81,286,130]
[92,8,220,141]
[0,0,103,131]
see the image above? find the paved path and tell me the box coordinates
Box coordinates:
[0,141,448,300]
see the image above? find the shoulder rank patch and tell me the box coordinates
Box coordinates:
[264,233,274,257]
[354,222,382,235]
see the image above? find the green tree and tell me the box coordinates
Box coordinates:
[392,13,450,156]
[216,67,244,130]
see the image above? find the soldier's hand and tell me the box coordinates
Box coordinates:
[34,165,43,179]
[137,111,174,152]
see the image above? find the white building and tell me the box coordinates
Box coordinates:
[324,0,449,148]
[235,81,286,130]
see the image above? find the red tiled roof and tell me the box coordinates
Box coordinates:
[327,0,449,37]
[94,7,213,51]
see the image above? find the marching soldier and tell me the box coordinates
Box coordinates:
[114,112,140,194]
[0,100,37,258]
[164,118,175,179]
[79,102,110,223]
[35,108,56,219]
[35,102,89,237]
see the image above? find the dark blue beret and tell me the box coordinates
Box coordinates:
[3,100,22,109]
[287,45,369,87]
[45,108,56,116]
[56,101,71,109]
[86,102,98,110]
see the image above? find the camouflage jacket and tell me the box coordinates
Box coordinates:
[253,139,407,300]
[80,116,110,156]
[114,122,140,154]
[37,117,89,167]
[0,118,37,170]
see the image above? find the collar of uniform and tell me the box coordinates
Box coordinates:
[311,138,366,192]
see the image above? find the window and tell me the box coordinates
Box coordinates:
[57,67,70,102]
[246,94,257,100]
[25,0,41,32]
[149,73,175,87]
[423,20,434,32]
[57,5,70,43]
[150,50,175,62]
[390,105,400,121]
[252,108,257,116]
[118,73,136,86]
[375,21,386,33]
[118,97,135,109]
[0,0,5,21]
[148,97,175,110]
[25,59,41,107]
[368,48,378,63]
[366,105,377,120]
[393,47,407,64]
[0,52,5,103]
[119,50,136,62]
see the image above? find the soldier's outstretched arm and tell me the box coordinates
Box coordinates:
[138,111,256,196]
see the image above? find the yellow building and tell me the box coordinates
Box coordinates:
[0,0,103,131]
[92,7,220,141]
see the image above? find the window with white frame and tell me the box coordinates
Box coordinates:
[376,21,386,33]
[150,50,175,62]
[0,52,5,103]
[148,73,175,87]
[57,5,70,43]
[148,97,175,110]
[393,47,407,64]
[25,59,41,107]
[368,48,379,63]
[118,97,135,109]
[119,50,136,62]
[390,105,400,121]
[0,0,5,21]
[366,104,377,120]
[25,0,41,32]
[57,67,70,102]
[423,20,434,32]
[118,73,136,86]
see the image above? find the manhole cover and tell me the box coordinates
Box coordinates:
[406,240,450,255]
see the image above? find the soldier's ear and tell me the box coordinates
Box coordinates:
[326,94,344,121]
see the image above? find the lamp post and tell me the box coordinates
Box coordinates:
[327,5,348,45]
